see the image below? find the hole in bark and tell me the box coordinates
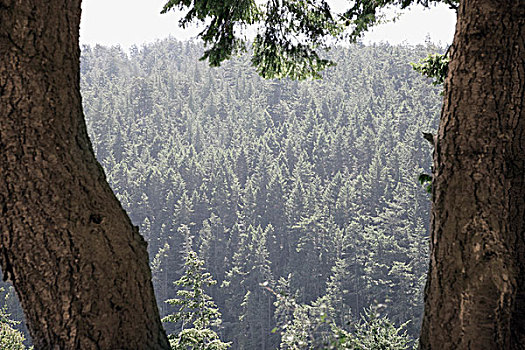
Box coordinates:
[89,214,103,224]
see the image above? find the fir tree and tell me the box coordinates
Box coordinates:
[163,251,231,350]
[0,288,29,350]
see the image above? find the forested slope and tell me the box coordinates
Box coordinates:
[1,39,443,348]
[79,40,441,348]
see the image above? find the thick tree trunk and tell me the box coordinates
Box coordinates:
[0,0,170,348]
[420,0,525,349]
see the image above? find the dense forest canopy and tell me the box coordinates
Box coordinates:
[80,39,439,348]
[2,0,522,347]
[1,38,443,348]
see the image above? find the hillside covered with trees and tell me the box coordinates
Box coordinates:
[1,39,443,348]
[81,39,442,348]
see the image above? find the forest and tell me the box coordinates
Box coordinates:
[0,39,443,348]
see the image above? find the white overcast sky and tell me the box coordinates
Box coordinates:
[80,0,456,50]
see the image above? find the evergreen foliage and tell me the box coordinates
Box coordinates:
[161,0,458,79]
[268,283,413,349]
[77,40,442,348]
[411,53,449,86]
[163,250,231,350]
[330,307,412,349]
[0,288,30,350]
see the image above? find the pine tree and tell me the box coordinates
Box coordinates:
[163,250,231,350]
[152,242,173,316]
[223,225,275,349]
[0,288,29,350]
[331,307,411,350]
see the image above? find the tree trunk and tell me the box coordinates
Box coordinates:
[0,0,170,348]
[420,0,525,349]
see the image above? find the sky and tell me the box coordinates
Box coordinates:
[80,0,457,50]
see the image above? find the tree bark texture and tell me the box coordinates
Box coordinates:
[0,0,170,348]
[420,0,525,349]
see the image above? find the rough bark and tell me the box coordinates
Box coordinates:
[420,0,525,349]
[0,0,170,348]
